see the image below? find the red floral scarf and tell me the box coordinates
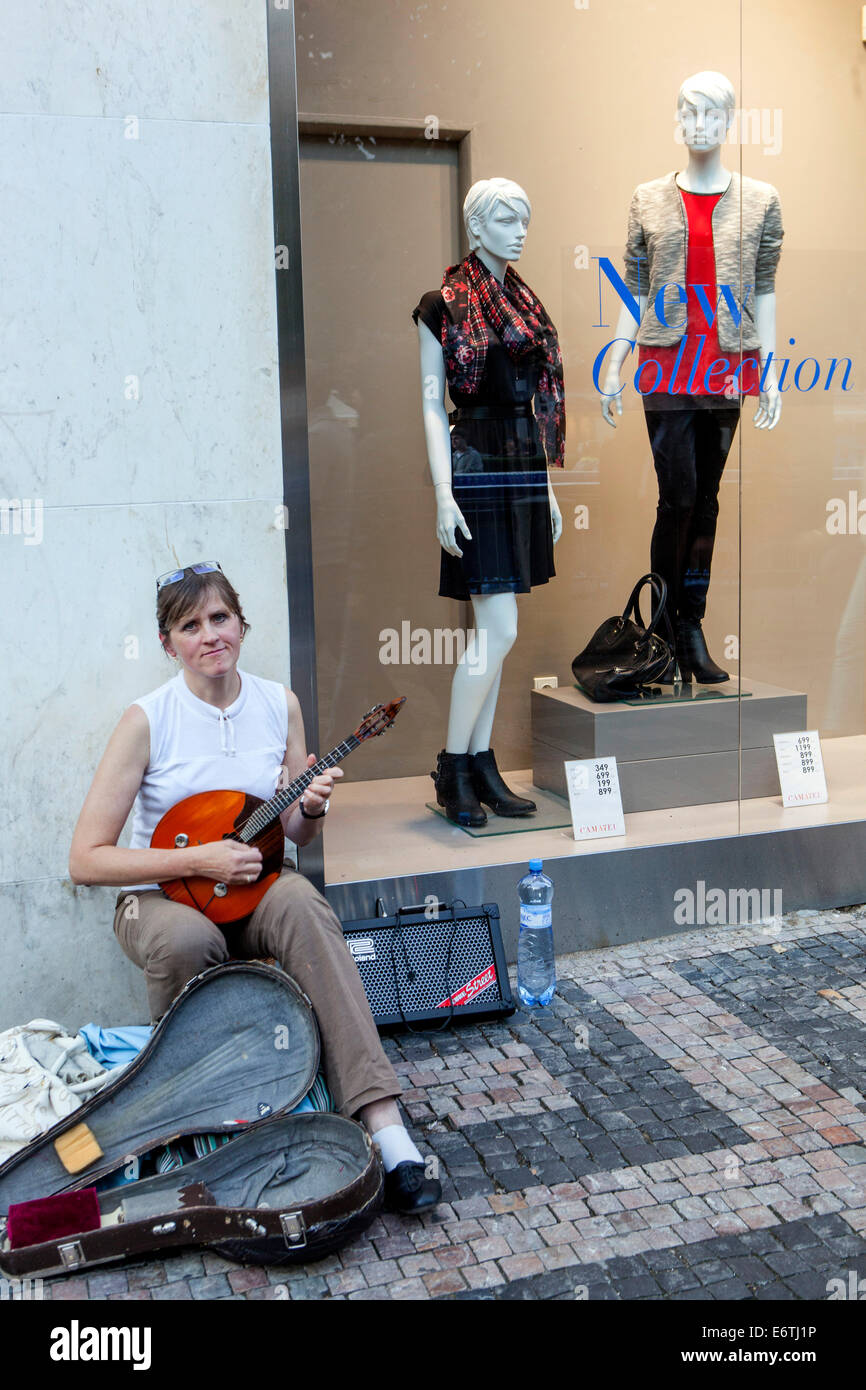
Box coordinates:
[439,252,565,467]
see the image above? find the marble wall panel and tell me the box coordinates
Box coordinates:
[0,878,148,1031]
[0,2,268,124]
[0,114,281,508]
[1,3,291,1027]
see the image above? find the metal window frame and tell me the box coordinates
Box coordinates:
[265,0,322,885]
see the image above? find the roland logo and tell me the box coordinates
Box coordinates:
[49,1320,152,1371]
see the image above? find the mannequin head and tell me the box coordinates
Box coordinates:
[464,177,531,263]
[676,70,735,150]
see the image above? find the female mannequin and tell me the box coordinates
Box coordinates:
[600,71,783,682]
[414,178,565,826]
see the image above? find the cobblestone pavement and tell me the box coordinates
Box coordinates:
[38,907,866,1302]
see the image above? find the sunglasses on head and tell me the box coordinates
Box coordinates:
[156,561,223,593]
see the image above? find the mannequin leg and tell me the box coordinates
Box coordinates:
[444,593,517,753]
[462,593,536,817]
[646,402,734,682]
[467,668,502,756]
[679,406,740,621]
[645,404,699,629]
[432,592,534,822]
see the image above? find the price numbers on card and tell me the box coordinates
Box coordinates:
[772,730,828,810]
[795,735,815,774]
[595,764,612,796]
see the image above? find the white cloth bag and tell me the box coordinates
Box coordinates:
[0,1020,109,1166]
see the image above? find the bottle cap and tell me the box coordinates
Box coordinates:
[528,858,543,872]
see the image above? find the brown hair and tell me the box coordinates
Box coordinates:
[157,570,251,652]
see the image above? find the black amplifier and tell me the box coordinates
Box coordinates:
[341,900,514,1031]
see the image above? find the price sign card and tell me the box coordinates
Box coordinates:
[773,730,828,809]
[564,757,626,841]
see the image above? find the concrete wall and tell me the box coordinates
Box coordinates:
[0,3,288,1027]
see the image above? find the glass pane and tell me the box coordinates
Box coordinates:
[296,3,755,892]
[740,24,866,841]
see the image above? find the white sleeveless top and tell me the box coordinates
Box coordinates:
[126,669,289,890]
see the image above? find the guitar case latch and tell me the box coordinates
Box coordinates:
[279,1211,306,1249]
[57,1240,85,1269]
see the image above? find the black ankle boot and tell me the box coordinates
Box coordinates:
[470,749,537,817]
[430,750,487,827]
[676,618,730,684]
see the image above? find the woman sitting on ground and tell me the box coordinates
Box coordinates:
[69,561,439,1215]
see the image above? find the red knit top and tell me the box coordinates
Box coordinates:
[639,188,761,397]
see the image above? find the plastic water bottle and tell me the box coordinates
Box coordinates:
[517,859,555,1008]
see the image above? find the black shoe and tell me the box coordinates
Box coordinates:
[383,1161,442,1215]
[430,749,487,827]
[676,618,730,684]
[470,748,536,817]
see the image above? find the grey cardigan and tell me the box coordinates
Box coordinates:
[624,171,784,351]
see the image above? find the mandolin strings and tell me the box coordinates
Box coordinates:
[235,736,361,842]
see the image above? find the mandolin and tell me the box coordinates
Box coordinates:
[152,698,405,924]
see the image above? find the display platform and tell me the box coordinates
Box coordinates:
[321,736,866,961]
[532,677,807,813]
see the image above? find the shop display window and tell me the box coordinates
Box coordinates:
[290,2,866,933]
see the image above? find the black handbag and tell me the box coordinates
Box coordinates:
[572,573,674,703]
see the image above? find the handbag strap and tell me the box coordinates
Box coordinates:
[622,573,668,640]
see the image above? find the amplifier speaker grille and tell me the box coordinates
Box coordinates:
[341,902,514,1029]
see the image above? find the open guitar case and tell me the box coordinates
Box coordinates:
[0,963,383,1279]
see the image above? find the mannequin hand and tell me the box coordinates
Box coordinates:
[435,490,472,557]
[754,382,781,430]
[549,493,563,544]
[600,370,624,427]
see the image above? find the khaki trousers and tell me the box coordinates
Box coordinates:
[113,866,400,1119]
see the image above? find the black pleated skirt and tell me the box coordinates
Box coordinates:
[439,407,555,601]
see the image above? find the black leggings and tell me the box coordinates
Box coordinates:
[643,398,740,625]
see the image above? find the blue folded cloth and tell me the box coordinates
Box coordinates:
[78,1023,153,1069]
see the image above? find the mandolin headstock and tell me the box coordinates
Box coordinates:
[354,697,407,742]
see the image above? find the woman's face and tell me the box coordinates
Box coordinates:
[162,586,243,678]
[473,199,530,263]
